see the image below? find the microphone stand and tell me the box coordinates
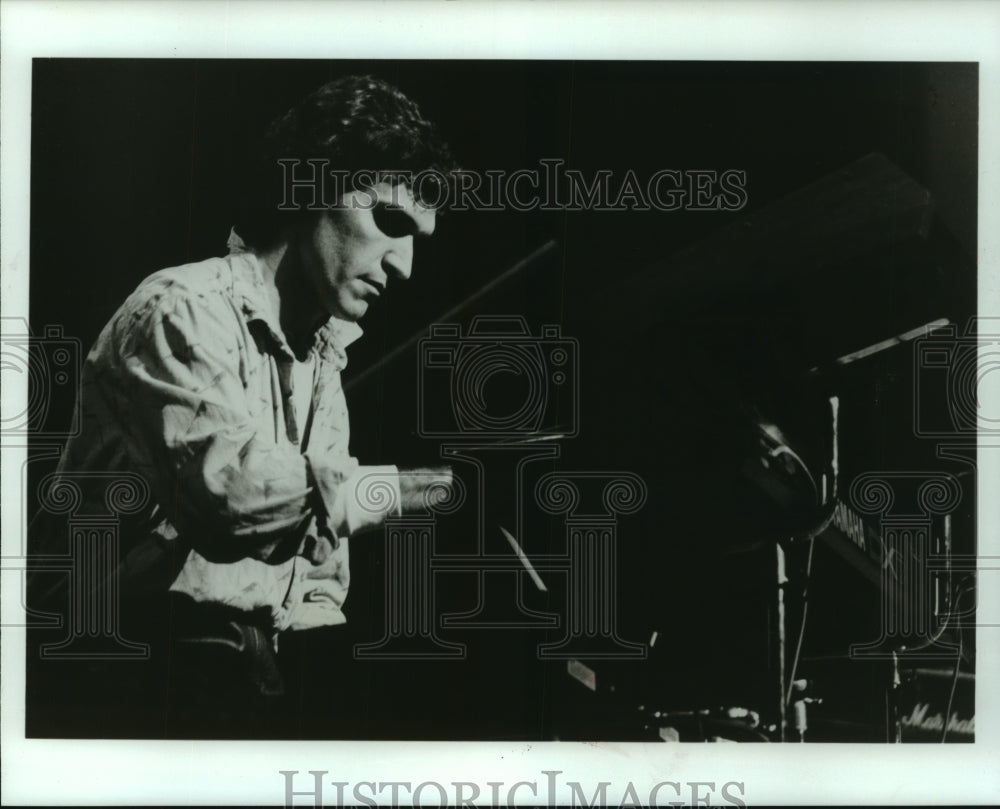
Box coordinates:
[772,395,839,742]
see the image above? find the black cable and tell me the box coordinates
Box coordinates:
[785,536,816,707]
[941,579,974,743]
[784,396,837,709]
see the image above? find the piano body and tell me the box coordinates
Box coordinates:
[330,151,978,742]
[543,152,978,742]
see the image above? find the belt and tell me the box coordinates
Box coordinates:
[168,593,285,698]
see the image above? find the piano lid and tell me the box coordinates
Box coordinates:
[570,152,974,385]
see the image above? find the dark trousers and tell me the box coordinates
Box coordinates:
[26,594,373,739]
[163,594,372,738]
[160,594,285,736]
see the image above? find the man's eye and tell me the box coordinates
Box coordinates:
[372,203,417,238]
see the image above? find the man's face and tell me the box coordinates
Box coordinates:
[298,181,437,322]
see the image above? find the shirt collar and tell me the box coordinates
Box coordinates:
[226,228,363,367]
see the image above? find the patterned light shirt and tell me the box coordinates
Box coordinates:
[53,232,399,632]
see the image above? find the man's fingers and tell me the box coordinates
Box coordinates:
[398,466,455,512]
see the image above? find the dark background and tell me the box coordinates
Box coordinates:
[29,60,977,366]
[28,60,978,740]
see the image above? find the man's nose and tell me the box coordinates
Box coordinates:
[382,237,414,281]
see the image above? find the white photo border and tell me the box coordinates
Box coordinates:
[2,0,998,804]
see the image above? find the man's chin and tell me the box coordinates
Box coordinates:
[330,298,368,323]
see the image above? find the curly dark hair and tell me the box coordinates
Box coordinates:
[235,75,457,249]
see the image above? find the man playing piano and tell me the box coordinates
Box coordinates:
[32,75,456,733]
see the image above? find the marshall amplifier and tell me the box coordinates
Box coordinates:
[896,666,975,742]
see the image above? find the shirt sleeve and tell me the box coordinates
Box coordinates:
[112,289,357,563]
[319,463,402,538]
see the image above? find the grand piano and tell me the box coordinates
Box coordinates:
[341,152,977,742]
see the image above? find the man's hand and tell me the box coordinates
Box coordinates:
[397,466,454,513]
